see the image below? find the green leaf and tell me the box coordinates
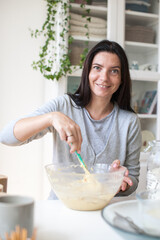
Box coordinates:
[30,0,91,81]
[86,9,90,14]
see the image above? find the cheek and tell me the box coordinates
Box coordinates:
[111,78,121,92]
[89,70,99,80]
[89,71,94,80]
[117,78,122,86]
[114,77,121,87]
[88,72,95,85]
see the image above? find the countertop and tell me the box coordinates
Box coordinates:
[34,196,146,240]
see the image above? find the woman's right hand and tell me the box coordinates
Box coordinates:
[14,111,82,154]
[50,112,82,154]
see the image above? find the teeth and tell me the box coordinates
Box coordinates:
[98,84,107,88]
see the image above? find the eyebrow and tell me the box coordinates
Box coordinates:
[92,63,121,68]
[111,66,121,69]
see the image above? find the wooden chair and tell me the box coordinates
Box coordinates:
[0,175,8,193]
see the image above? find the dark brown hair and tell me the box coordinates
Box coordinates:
[68,39,134,112]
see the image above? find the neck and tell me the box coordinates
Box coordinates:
[86,97,114,120]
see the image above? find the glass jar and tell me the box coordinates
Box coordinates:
[131,61,139,70]
[146,140,160,190]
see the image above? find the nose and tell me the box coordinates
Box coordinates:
[100,69,109,81]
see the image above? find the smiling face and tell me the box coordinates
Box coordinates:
[88,51,121,101]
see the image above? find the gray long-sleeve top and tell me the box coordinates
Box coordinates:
[0,94,142,197]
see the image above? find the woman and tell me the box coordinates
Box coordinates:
[0,40,142,198]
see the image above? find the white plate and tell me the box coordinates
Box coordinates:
[101,200,160,240]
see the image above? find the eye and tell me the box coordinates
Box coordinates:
[93,65,101,70]
[111,69,119,75]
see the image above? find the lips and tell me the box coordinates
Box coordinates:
[96,83,110,88]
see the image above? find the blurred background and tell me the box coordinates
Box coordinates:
[0,0,59,200]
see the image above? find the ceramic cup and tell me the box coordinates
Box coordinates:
[0,195,34,240]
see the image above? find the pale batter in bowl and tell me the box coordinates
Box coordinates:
[45,164,125,211]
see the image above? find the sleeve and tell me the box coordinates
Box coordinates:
[117,115,142,196]
[0,115,52,147]
[0,119,22,146]
[0,96,66,146]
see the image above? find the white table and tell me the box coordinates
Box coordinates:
[34,196,151,240]
[34,200,122,240]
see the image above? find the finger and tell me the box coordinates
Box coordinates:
[124,168,129,177]
[121,182,128,191]
[110,160,121,172]
[75,126,82,153]
[66,135,74,143]
[66,124,79,141]
[66,134,79,153]
[70,141,79,154]
[66,125,82,153]
[111,159,120,168]
[123,176,133,186]
[59,129,68,141]
[66,133,79,153]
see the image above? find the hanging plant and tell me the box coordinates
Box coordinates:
[30,0,91,81]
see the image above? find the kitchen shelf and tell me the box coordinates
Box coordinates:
[125,41,158,54]
[69,2,107,67]
[71,35,103,42]
[125,10,158,26]
[130,70,160,81]
[138,114,157,119]
[70,3,107,19]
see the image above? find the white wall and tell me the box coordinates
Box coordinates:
[0,0,60,200]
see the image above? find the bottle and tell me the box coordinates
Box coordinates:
[146,140,160,190]
[131,61,139,70]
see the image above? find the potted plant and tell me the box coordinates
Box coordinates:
[30,0,91,81]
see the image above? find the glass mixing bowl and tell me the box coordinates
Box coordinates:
[45,163,125,211]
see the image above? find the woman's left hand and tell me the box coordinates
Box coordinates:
[111,159,133,192]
